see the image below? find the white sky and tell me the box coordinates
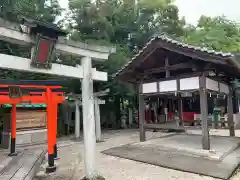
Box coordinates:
[58,0,240,25]
[175,0,240,25]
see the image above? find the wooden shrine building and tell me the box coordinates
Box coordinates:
[115,35,240,150]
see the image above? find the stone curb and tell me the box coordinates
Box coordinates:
[24,149,47,180]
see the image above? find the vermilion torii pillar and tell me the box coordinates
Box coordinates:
[9,104,17,156]
[53,103,59,159]
[46,88,56,173]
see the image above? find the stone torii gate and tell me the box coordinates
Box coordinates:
[67,89,109,142]
[0,17,115,179]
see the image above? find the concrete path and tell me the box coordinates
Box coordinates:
[33,129,240,180]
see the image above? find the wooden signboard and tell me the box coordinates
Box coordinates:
[2,110,47,132]
[16,110,47,130]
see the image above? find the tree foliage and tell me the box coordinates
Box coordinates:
[182,16,240,52]
[1,0,240,127]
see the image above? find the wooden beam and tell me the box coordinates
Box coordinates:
[126,42,159,74]
[165,57,170,78]
[157,41,228,65]
[142,72,202,84]
[0,23,115,61]
[94,89,110,97]
[143,62,194,75]
[144,123,185,132]
[0,53,108,81]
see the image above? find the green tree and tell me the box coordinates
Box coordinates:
[128,0,185,51]
[67,0,185,128]
[182,16,240,52]
[0,0,62,22]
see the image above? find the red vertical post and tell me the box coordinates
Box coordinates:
[46,88,56,173]
[52,102,58,159]
[9,104,17,156]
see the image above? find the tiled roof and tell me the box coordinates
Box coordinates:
[114,35,235,77]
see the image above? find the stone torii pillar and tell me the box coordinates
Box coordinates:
[128,108,133,127]
[69,89,109,142]
[75,99,81,139]
[94,98,105,142]
[93,89,109,142]
[81,56,97,178]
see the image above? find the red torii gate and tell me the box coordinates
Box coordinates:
[0,80,65,173]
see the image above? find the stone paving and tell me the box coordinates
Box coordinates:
[0,150,12,173]
[34,129,240,180]
[0,149,46,180]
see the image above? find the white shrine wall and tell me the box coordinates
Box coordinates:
[180,77,200,90]
[141,76,230,95]
[159,80,177,92]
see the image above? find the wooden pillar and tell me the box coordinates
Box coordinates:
[68,106,72,133]
[139,83,146,142]
[178,98,183,126]
[169,99,172,118]
[9,104,17,156]
[148,101,153,123]
[46,88,56,173]
[63,103,69,135]
[163,98,168,123]
[75,100,81,139]
[128,108,133,127]
[81,56,97,178]
[228,87,235,136]
[199,74,210,150]
[152,101,158,123]
[59,104,64,134]
[94,98,102,142]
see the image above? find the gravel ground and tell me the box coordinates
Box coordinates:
[34,129,240,180]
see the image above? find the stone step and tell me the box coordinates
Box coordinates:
[0,149,46,180]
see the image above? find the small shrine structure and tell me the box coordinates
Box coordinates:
[115,35,240,150]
